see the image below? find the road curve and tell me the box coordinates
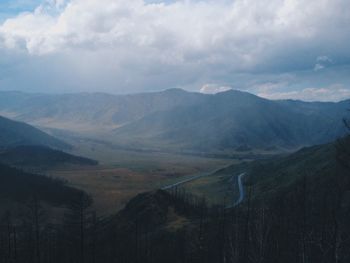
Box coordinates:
[226,172,246,209]
[161,167,246,208]
[233,173,246,206]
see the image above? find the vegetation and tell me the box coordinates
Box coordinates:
[0,163,89,206]
[0,145,98,170]
[0,133,349,262]
[0,90,349,262]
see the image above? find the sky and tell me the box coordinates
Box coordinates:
[0,0,350,101]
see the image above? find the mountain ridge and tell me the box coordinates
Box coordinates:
[0,89,348,154]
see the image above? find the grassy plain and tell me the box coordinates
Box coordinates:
[47,137,232,215]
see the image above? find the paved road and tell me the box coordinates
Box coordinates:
[161,167,246,208]
[231,173,246,207]
[161,165,232,190]
[225,173,246,209]
[161,174,209,190]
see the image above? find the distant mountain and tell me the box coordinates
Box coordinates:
[113,90,348,152]
[0,89,348,154]
[0,115,70,150]
[0,145,98,169]
[0,89,205,134]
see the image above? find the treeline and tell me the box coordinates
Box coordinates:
[0,163,88,205]
[0,145,98,169]
[0,193,94,263]
[1,167,349,263]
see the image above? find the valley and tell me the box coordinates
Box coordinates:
[0,89,349,263]
[1,1,349,261]
[0,89,348,213]
[46,149,232,215]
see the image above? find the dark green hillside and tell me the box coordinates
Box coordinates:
[245,143,338,200]
[0,115,70,150]
[112,190,195,232]
[0,162,88,206]
[0,145,98,169]
[211,136,350,209]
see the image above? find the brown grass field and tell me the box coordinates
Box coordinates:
[40,133,250,215]
[47,146,232,215]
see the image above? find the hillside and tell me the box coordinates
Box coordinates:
[101,137,350,263]
[206,136,350,207]
[0,115,70,150]
[0,138,349,263]
[0,162,89,206]
[113,90,348,152]
[0,145,98,169]
[172,134,350,209]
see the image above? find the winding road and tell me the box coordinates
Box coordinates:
[227,172,246,208]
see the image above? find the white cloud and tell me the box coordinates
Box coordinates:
[314,55,333,71]
[258,84,350,102]
[200,84,232,94]
[314,63,325,71]
[317,55,333,63]
[1,0,349,61]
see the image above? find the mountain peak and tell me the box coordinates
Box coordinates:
[213,88,265,102]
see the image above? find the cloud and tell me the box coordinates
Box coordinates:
[200,84,232,94]
[314,55,333,71]
[0,0,349,99]
[1,0,349,64]
[258,84,350,102]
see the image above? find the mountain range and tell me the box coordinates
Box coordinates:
[0,89,348,154]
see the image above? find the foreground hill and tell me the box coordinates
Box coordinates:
[0,89,348,153]
[0,137,349,262]
[103,137,350,263]
[0,145,98,169]
[0,162,89,206]
[0,115,70,150]
[208,135,350,208]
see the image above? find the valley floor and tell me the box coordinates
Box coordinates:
[46,148,234,215]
